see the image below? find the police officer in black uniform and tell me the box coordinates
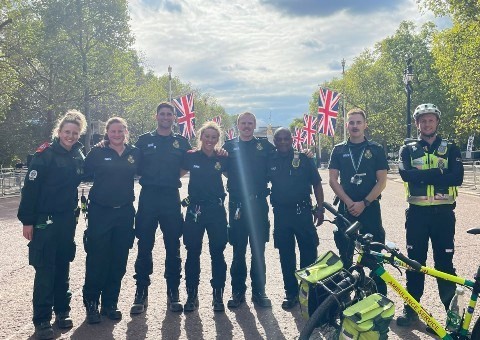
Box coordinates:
[181,121,228,312]
[18,110,86,340]
[328,108,389,295]
[223,111,275,308]
[396,103,464,327]
[130,102,191,314]
[82,117,141,323]
[268,127,324,309]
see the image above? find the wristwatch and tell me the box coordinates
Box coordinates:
[363,198,371,207]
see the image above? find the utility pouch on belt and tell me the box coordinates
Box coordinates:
[339,293,394,340]
[295,251,344,319]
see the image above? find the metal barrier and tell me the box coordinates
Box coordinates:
[462,161,479,190]
[0,167,26,197]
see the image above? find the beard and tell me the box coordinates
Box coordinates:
[420,129,437,138]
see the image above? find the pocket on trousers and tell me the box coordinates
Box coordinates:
[28,241,44,267]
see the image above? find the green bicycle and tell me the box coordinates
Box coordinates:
[298,202,480,339]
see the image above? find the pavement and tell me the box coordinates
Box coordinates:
[1,170,479,339]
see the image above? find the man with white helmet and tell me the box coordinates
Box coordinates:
[396,103,464,327]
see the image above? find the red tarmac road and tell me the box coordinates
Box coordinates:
[1,171,479,339]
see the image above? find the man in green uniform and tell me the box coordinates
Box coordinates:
[396,103,464,327]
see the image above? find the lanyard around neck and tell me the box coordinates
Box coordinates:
[349,146,366,173]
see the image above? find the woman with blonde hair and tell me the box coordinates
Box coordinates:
[82,117,141,323]
[18,110,86,340]
[180,121,229,312]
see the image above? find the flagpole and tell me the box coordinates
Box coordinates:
[168,65,172,103]
[341,59,346,142]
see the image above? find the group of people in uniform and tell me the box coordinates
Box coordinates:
[17,100,464,340]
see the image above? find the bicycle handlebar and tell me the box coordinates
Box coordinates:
[322,202,362,237]
[322,202,423,271]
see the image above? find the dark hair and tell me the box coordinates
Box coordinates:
[347,108,366,120]
[156,102,175,114]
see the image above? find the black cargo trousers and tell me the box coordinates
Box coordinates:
[28,211,77,325]
[82,202,135,307]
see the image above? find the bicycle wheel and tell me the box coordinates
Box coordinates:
[299,294,340,340]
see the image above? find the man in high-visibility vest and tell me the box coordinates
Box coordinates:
[397,103,464,327]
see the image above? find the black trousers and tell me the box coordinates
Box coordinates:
[28,212,76,325]
[82,202,135,306]
[273,206,319,296]
[405,204,457,309]
[183,204,228,289]
[228,197,270,294]
[133,187,183,289]
[334,200,387,295]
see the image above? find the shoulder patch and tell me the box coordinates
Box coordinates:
[36,141,51,153]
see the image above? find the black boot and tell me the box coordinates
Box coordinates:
[101,304,122,320]
[184,287,199,312]
[281,294,298,310]
[212,288,225,312]
[396,305,419,327]
[167,288,183,312]
[227,291,245,308]
[34,321,54,340]
[55,311,73,328]
[252,291,272,308]
[85,301,101,324]
[130,286,148,315]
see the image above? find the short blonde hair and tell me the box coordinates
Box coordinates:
[104,117,129,143]
[52,109,87,139]
[197,121,222,150]
[236,111,256,125]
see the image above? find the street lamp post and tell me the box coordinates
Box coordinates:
[168,65,172,103]
[403,55,414,139]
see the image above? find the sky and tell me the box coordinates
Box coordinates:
[127,0,448,128]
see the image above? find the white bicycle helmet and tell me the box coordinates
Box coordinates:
[413,103,441,121]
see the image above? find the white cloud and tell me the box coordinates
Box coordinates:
[128,0,442,127]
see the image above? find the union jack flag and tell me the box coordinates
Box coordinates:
[212,116,222,126]
[226,127,236,140]
[173,93,196,139]
[318,87,340,137]
[302,114,317,146]
[292,127,305,151]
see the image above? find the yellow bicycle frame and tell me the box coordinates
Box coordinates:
[358,252,479,339]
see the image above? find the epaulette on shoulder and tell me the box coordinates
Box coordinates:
[36,141,51,153]
[174,133,188,141]
[404,138,418,146]
[334,141,347,147]
[257,136,268,140]
[367,140,381,147]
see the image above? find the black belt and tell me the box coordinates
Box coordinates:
[90,201,133,209]
[229,190,270,203]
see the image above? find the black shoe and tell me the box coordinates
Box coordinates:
[85,301,101,324]
[55,312,73,329]
[212,288,225,312]
[281,295,298,310]
[252,292,272,308]
[396,306,419,327]
[101,305,122,320]
[35,321,54,340]
[167,288,183,312]
[227,291,245,308]
[184,288,199,312]
[130,286,148,315]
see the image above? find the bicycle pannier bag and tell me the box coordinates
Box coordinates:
[295,251,343,319]
[339,293,394,340]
